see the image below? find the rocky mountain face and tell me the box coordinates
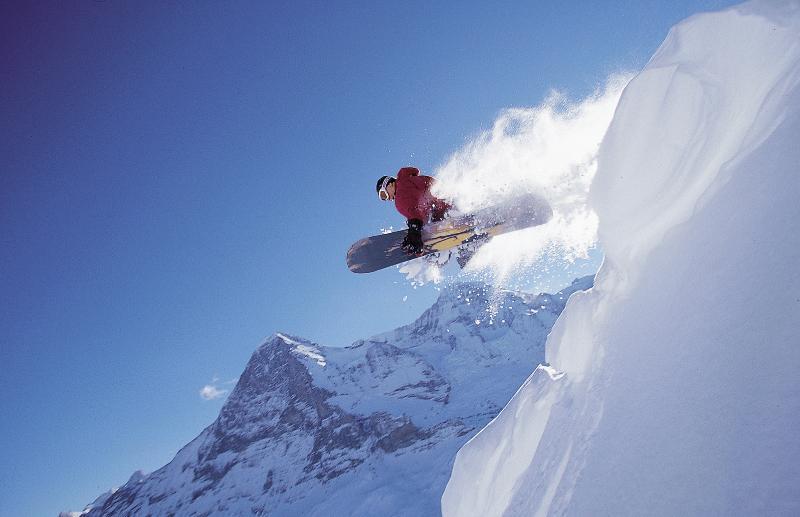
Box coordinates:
[68,277,592,517]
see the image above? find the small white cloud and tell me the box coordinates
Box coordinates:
[199,384,228,401]
[199,374,238,401]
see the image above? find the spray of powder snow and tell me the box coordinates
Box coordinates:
[400,74,631,289]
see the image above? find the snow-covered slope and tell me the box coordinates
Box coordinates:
[443,2,800,516]
[67,278,591,516]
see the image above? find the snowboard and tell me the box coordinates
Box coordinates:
[346,193,552,273]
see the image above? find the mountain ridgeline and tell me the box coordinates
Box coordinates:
[67,277,593,516]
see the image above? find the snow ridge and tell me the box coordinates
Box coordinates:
[443,2,800,516]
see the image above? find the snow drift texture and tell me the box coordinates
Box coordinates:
[443,1,800,516]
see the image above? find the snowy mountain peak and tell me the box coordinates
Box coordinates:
[69,278,593,516]
[272,332,327,366]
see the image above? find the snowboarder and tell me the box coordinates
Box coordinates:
[376,167,452,255]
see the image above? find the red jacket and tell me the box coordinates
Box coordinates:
[394,167,451,223]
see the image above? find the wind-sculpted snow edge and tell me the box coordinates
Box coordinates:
[442,2,800,516]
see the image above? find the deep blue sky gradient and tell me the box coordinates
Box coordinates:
[1,1,735,515]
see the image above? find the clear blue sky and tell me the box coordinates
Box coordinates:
[0,1,735,515]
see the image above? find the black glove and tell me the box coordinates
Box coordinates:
[402,218,424,255]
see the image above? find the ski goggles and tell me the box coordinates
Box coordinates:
[378,177,393,200]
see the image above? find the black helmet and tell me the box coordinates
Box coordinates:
[376,175,395,194]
